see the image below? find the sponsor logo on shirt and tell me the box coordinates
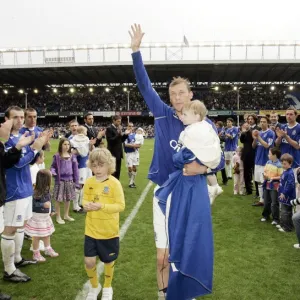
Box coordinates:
[170,140,182,152]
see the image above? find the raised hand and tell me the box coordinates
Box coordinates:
[0,119,13,140]
[15,132,35,150]
[129,23,145,52]
[252,129,259,139]
[97,129,106,139]
[276,128,286,138]
[30,131,51,151]
[90,138,97,146]
[242,123,249,132]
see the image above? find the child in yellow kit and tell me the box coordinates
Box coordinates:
[83,148,125,300]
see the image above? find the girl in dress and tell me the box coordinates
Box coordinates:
[25,169,58,262]
[51,138,79,224]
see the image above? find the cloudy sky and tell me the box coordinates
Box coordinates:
[1,0,300,49]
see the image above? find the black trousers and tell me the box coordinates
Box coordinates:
[221,168,228,184]
[243,160,254,194]
[113,158,122,180]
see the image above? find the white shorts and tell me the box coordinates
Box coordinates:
[254,165,265,183]
[3,196,33,227]
[86,168,93,179]
[125,152,139,167]
[224,151,235,161]
[78,167,93,185]
[153,185,171,249]
[0,206,4,234]
[79,168,88,184]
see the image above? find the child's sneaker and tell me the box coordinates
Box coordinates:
[293,244,300,249]
[278,228,287,232]
[271,221,278,226]
[44,247,59,257]
[86,284,101,300]
[234,191,238,195]
[207,185,218,204]
[260,218,267,222]
[56,217,65,225]
[276,224,282,229]
[64,216,75,222]
[33,251,46,262]
[101,287,113,300]
[216,185,223,196]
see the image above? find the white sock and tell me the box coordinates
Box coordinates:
[130,172,137,185]
[128,171,132,179]
[258,184,264,203]
[225,164,232,178]
[1,234,16,275]
[14,228,24,263]
[296,184,300,198]
[74,189,80,210]
[79,189,83,207]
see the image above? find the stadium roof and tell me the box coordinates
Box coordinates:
[1,60,300,88]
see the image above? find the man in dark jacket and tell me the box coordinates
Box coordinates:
[106,116,130,179]
[240,114,260,201]
[0,119,36,299]
[269,111,282,131]
[83,113,105,147]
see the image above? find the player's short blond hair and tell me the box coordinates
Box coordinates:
[169,76,191,92]
[87,148,116,175]
[183,100,207,121]
[77,125,87,135]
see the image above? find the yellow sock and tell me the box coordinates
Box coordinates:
[104,262,115,288]
[85,265,98,288]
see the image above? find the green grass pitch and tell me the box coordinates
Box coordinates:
[1,139,300,300]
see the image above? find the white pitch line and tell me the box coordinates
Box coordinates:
[75,181,153,300]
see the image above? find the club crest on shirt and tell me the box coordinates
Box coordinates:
[103,186,110,194]
[292,130,296,136]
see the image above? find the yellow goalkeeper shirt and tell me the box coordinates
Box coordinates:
[83,176,125,239]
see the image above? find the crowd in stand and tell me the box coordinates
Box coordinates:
[0,89,291,113]
[38,121,154,139]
